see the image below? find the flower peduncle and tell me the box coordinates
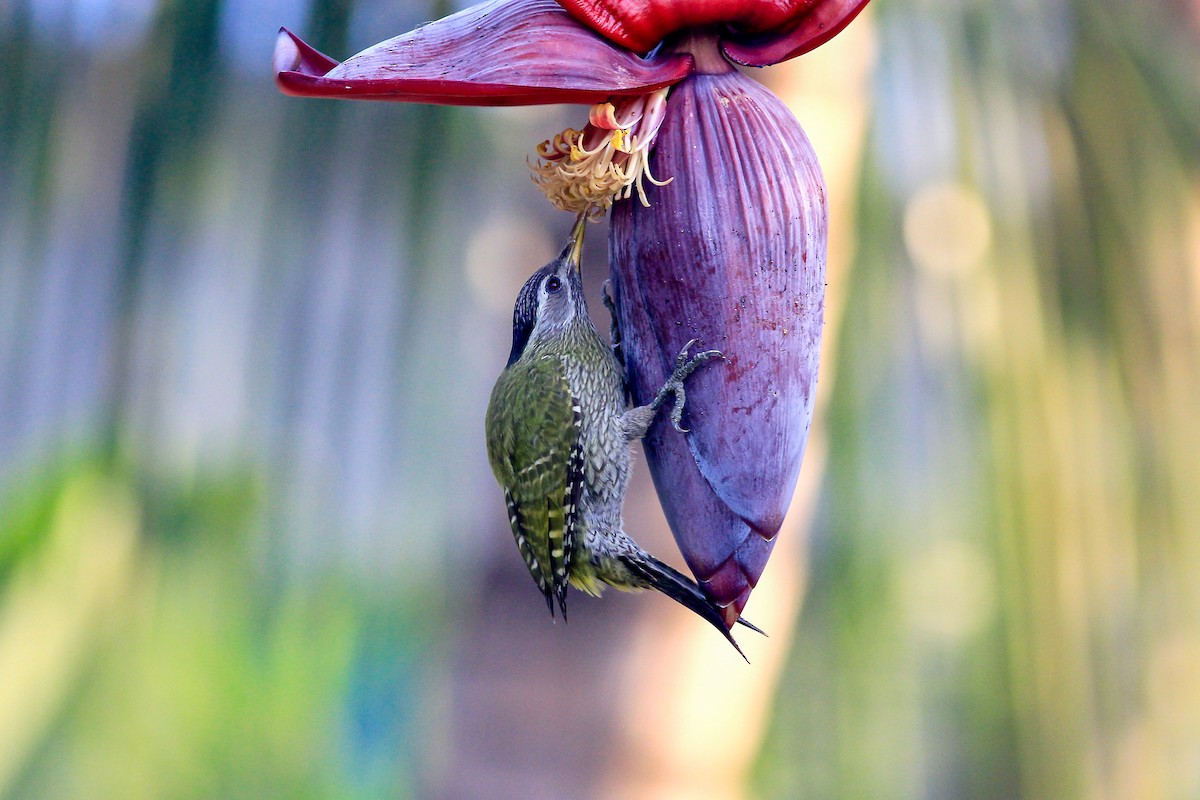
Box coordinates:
[663,29,734,75]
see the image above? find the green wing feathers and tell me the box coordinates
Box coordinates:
[485,356,582,617]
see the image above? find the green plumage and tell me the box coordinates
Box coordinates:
[485,355,580,614]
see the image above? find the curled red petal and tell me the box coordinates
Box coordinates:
[274,28,339,78]
[610,68,826,620]
[555,0,813,53]
[721,0,871,66]
[274,0,692,106]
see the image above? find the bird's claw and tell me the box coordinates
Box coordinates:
[655,340,724,433]
[602,280,624,359]
[602,280,617,319]
[674,338,699,370]
[603,281,630,402]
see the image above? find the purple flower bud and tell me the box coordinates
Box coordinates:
[609,62,826,624]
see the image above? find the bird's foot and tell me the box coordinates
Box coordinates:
[601,280,625,369]
[651,339,724,433]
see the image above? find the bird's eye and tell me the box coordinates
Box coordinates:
[545,276,563,293]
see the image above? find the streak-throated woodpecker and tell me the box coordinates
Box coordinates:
[485,216,761,658]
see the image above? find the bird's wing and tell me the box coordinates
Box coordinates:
[485,355,583,618]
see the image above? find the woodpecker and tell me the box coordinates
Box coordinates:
[485,215,761,658]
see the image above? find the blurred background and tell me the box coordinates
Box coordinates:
[1,0,1198,797]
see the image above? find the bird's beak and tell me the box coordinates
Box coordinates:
[565,213,587,273]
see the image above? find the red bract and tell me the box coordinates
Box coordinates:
[555,0,809,52]
[274,0,868,626]
[554,0,868,63]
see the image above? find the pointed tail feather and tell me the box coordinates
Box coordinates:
[651,557,768,639]
[620,554,764,662]
[736,616,767,636]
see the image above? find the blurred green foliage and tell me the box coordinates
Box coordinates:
[756,1,1200,798]
[0,459,438,799]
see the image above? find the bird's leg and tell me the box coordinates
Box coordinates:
[620,339,723,439]
[601,280,625,371]
[652,339,723,433]
[603,280,634,405]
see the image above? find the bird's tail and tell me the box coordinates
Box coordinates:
[619,553,766,663]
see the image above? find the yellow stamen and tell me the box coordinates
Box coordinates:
[610,129,631,153]
[528,89,673,219]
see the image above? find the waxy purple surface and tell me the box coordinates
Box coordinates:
[610,69,827,623]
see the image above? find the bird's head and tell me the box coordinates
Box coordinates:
[507,215,589,367]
